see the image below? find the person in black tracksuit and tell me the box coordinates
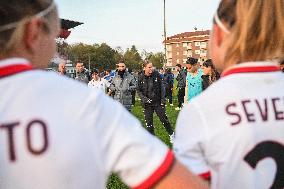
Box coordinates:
[175,64,186,110]
[164,68,174,105]
[280,59,284,72]
[137,61,174,138]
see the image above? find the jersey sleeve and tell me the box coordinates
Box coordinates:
[91,92,174,188]
[103,78,110,88]
[173,100,210,179]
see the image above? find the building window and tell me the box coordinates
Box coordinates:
[183,59,187,63]
[167,52,172,58]
[195,50,200,54]
[183,43,187,47]
[200,49,207,57]
[187,43,192,49]
[200,42,207,49]
[177,52,179,55]
[195,42,200,46]
[167,58,172,67]
[201,49,207,54]
[167,45,172,51]
[176,44,179,47]
[177,59,180,63]
[188,50,192,57]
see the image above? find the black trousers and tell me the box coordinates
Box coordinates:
[144,104,173,136]
[178,87,185,108]
[131,90,136,105]
[165,87,173,104]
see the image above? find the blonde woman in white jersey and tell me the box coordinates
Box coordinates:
[174,0,284,189]
[0,1,208,189]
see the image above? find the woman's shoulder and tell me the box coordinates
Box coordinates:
[198,68,203,76]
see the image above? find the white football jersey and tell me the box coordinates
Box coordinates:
[0,58,173,189]
[88,78,109,93]
[174,61,284,189]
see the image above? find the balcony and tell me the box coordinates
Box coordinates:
[200,53,207,57]
[167,53,172,59]
[200,41,207,49]
[187,45,192,50]
[166,62,173,67]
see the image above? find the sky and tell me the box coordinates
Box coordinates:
[55,0,220,53]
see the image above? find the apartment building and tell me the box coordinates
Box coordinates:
[164,30,210,70]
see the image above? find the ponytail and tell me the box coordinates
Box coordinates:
[217,0,284,65]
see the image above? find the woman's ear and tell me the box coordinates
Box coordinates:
[23,18,44,54]
[213,24,225,47]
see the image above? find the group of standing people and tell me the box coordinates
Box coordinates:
[58,56,220,143]
[58,58,176,141]
[1,0,284,189]
[175,57,220,110]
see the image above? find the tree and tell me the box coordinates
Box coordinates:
[56,40,69,57]
[124,45,142,70]
[67,43,94,64]
[63,43,118,71]
[92,43,117,70]
[55,42,162,72]
[149,52,164,69]
[141,49,152,60]
[114,46,124,65]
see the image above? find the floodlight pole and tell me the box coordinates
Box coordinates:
[163,0,167,70]
[88,54,91,71]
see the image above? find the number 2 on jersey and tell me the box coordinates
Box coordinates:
[244,141,284,189]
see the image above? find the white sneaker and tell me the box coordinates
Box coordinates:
[170,104,174,106]
[175,107,181,111]
[170,133,175,144]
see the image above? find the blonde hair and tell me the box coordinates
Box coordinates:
[0,0,57,55]
[217,0,284,65]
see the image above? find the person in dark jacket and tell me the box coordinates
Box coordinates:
[164,68,174,106]
[128,68,137,105]
[75,62,91,84]
[201,59,220,91]
[137,61,174,142]
[175,64,186,110]
[280,59,284,72]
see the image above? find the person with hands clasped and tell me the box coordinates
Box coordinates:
[137,60,174,143]
[109,60,136,111]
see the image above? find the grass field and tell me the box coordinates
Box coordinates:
[106,87,181,189]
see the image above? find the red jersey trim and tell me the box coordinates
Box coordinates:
[132,150,174,189]
[198,171,211,180]
[0,64,33,78]
[222,66,280,77]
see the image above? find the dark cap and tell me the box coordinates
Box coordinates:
[176,64,182,68]
[91,68,99,75]
[186,57,198,65]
